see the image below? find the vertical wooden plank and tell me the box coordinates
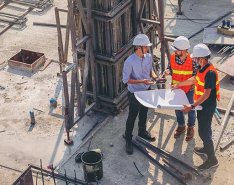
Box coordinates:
[105,21,111,55]
[152,0,159,18]
[114,63,119,95]
[107,65,114,98]
[80,42,90,114]
[64,8,70,63]
[55,8,64,65]
[62,71,70,130]
[87,0,97,102]
[69,69,76,125]
[76,0,88,33]
[69,0,82,116]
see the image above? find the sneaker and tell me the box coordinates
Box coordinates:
[126,140,133,155]
[194,147,207,157]
[185,127,194,141]
[198,158,219,171]
[138,131,156,142]
[174,126,186,138]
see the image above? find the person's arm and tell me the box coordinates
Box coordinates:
[127,79,153,85]
[163,62,172,76]
[151,70,158,80]
[182,71,216,112]
[183,89,211,112]
[172,76,196,89]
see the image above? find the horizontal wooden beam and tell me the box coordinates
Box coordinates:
[76,35,89,47]
[140,18,160,25]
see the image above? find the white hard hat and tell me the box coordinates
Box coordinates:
[171,36,190,51]
[133,34,152,46]
[191,43,211,58]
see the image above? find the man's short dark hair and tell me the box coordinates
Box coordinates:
[204,55,211,60]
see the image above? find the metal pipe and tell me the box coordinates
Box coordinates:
[220,46,230,55]
[217,46,227,54]
[81,121,100,141]
[136,136,200,176]
[132,140,187,185]
[162,158,192,181]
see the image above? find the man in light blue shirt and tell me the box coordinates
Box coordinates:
[122,33,157,155]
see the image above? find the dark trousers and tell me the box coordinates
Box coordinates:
[197,106,216,160]
[175,90,196,127]
[125,91,148,140]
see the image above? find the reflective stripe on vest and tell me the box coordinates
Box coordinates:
[172,69,193,75]
[170,53,193,93]
[194,64,220,101]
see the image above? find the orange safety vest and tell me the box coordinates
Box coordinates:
[170,53,193,93]
[194,64,220,101]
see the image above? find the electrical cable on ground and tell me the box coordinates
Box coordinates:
[133,161,144,176]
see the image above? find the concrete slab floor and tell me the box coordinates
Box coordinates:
[0,0,233,184]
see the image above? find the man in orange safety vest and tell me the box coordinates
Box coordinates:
[173,43,220,170]
[165,36,198,141]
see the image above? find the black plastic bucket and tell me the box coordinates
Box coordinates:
[81,151,103,182]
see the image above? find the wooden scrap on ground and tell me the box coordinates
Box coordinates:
[220,138,234,151]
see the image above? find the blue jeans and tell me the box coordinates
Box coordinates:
[175,90,196,127]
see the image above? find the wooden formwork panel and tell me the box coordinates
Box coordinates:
[85,49,131,98]
[82,0,126,13]
[93,2,135,57]
[135,0,154,19]
[95,55,127,98]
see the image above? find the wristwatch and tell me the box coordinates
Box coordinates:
[191,104,195,109]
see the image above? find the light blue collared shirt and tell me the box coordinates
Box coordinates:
[122,53,153,93]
